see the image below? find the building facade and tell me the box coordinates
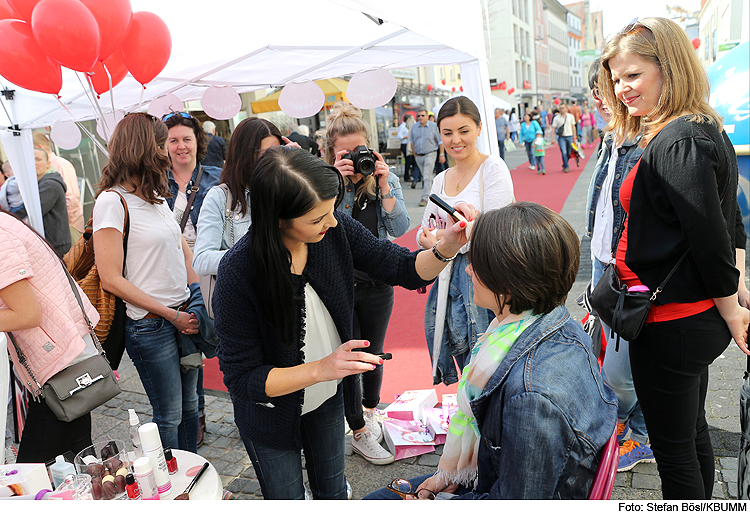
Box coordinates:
[698,0,747,66]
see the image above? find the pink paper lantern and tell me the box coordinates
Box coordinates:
[201,85,241,120]
[147,93,182,119]
[51,120,81,149]
[346,68,397,109]
[278,81,325,119]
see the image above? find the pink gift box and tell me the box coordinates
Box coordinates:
[423,407,450,445]
[384,389,438,422]
[382,418,435,461]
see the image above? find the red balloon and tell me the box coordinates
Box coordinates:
[554,97,561,105]
[31,0,100,72]
[441,79,446,85]
[427,84,432,92]
[79,0,132,61]
[692,37,700,50]
[89,49,127,94]
[7,0,39,21]
[508,88,515,95]
[451,86,456,92]
[0,0,19,20]
[459,85,463,92]
[0,19,61,93]
[121,11,171,85]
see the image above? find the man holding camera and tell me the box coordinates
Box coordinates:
[410,109,445,206]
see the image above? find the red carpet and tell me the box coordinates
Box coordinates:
[202,139,599,402]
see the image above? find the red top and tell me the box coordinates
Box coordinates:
[616,159,714,323]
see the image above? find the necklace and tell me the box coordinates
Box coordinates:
[154,202,182,250]
[452,155,482,192]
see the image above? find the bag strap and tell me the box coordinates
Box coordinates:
[218,183,235,248]
[103,189,130,273]
[60,261,107,359]
[650,249,690,302]
[180,164,204,233]
[6,331,42,398]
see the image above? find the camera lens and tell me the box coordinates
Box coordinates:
[357,157,375,176]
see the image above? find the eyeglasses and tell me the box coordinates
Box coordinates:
[606,17,641,44]
[162,112,192,122]
[591,88,601,100]
[418,113,427,117]
[386,478,436,500]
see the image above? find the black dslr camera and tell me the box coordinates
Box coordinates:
[342,145,376,176]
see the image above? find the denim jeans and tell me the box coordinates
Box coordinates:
[125,316,199,453]
[344,280,394,431]
[524,140,535,165]
[535,156,545,173]
[593,258,648,444]
[557,135,573,169]
[629,306,729,499]
[497,140,505,160]
[415,151,437,201]
[241,385,347,500]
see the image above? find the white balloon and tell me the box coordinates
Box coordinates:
[50,120,82,150]
[148,94,184,119]
[201,86,241,120]
[278,81,325,119]
[97,110,125,142]
[346,69,398,109]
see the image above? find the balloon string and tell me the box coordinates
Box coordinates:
[102,62,116,114]
[139,84,145,111]
[76,71,110,139]
[53,95,109,159]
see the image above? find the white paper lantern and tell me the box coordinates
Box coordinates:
[148,94,183,119]
[50,120,82,150]
[346,69,398,109]
[201,86,242,120]
[96,110,124,142]
[278,81,325,119]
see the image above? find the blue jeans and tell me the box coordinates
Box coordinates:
[241,385,347,500]
[524,140,534,165]
[345,280,393,430]
[125,316,199,453]
[593,258,647,444]
[497,140,505,160]
[557,135,573,169]
[535,156,545,173]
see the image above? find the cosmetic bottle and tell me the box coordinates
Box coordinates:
[49,455,76,489]
[164,448,179,475]
[125,473,141,500]
[132,458,159,500]
[128,409,143,458]
[137,422,172,496]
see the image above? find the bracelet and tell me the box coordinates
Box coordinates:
[381,191,393,199]
[432,242,456,263]
[171,309,180,324]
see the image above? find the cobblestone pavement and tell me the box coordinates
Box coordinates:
[80,144,748,500]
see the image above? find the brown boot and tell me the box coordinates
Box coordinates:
[197,415,206,447]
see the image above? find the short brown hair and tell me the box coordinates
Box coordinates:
[32,131,52,151]
[600,17,722,147]
[97,113,171,204]
[468,202,580,315]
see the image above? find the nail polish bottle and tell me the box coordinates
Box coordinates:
[164,448,178,475]
[125,473,141,500]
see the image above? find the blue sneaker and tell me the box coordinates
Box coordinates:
[617,421,630,443]
[617,440,656,472]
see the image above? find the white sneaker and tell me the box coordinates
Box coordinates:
[363,408,383,443]
[529,164,536,170]
[352,430,394,465]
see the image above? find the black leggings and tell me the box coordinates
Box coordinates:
[16,398,92,464]
[629,306,730,499]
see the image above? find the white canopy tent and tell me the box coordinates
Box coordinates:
[0,0,496,233]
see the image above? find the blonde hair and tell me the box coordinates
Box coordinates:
[325,101,377,201]
[599,17,722,147]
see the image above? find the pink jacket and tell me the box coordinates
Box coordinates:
[580,112,596,128]
[0,214,99,395]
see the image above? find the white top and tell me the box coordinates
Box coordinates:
[301,283,342,415]
[173,191,197,249]
[93,187,190,320]
[416,155,514,253]
[552,113,577,137]
[591,145,621,263]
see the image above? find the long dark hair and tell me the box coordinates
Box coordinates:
[222,117,283,216]
[250,146,343,341]
[97,113,171,204]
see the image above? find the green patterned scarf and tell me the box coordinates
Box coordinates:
[435,311,538,487]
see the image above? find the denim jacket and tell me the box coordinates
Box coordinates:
[165,163,222,232]
[585,133,643,256]
[457,306,617,499]
[193,184,252,277]
[336,172,409,239]
[425,252,495,385]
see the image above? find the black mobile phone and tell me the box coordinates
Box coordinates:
[377,353,392,360]
[428,194,468,224]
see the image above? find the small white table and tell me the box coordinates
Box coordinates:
[130,449,222,500]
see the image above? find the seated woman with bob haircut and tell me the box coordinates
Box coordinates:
[365,202,617,500]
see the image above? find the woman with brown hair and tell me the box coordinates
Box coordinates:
[94,113,202,453]
[600,17,749,498]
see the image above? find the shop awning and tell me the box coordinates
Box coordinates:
[250,78,350,113]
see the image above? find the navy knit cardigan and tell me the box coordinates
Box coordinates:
[213,211,432,450]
